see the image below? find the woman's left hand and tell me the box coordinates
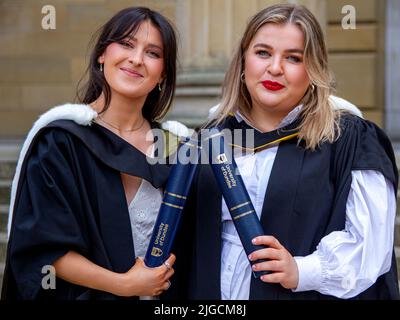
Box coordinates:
[248,235,299,290]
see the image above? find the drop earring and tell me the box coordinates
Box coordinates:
[99,63,103,72]
[158,82,162,91]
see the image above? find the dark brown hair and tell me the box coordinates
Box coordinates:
[77,7,177,121]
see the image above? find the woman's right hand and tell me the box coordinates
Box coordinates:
[116,254,176,297]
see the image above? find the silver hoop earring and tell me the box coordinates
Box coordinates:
[158,82,162,92]
[99,63,103,72]
[240,72,245,83]
[310,84,315,91]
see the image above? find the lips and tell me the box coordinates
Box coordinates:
[120,67,143,78]
[262,80,285,91]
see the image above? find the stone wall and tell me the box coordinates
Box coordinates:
[326,0,385,125]
[1,0,386,135]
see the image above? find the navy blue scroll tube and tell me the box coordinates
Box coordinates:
[207,130,269,278]
[144,137,200,268]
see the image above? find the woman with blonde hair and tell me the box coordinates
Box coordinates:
[178,3,399,299]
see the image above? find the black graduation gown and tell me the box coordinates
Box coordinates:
[176,114,399,300]
[1,119,171,300]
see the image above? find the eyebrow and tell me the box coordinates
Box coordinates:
[253,43,304,54]
[125,37,163,51]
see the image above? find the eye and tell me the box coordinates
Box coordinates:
[287,55,302,63]
[120,40,134,49]
[147,50,161,58]
[256,50,271,58]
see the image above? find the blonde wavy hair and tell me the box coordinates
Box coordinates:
[210,3,342,150]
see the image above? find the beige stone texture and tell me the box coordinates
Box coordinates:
[0,0,387,135]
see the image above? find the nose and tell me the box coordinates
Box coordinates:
[129,49,143,66]
[267,55,283,76]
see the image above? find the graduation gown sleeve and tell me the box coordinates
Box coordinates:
[7,128,90,299]
[295,114,399,299]
[335,115,398,190]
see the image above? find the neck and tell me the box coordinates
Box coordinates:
[248,107,289,133]
[91,93,147,133]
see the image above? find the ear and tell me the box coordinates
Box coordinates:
[98,54,105,64]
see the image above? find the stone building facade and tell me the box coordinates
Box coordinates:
[0,0,399,135]
[0,0,399,293]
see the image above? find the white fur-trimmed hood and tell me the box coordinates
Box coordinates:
[7,103,189,237]
[7,103,98,237]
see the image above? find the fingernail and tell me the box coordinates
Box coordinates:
[252,265,257,271]
[252,238,257,244]
[248,254,252,260]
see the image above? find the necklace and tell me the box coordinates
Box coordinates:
[97,115,146,132]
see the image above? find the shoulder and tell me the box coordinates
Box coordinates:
[23,103,97,149]
[36,125,76,148]
[335,114,398,184]
[338,113,390,145]
[14,102,95,176]
[22,103,97,151]
[158,120,192,157]
[339,112,366,133]
[25,128,78,172]
[329,95,363,117]
[336,113,391,153]
[33,103,97,131]
[160,120,191,138]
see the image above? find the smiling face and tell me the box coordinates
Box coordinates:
[244,23,310,119]
[98,20,164,103]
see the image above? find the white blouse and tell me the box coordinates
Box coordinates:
[128,179,163,259]
[128,179,163,300]
[220,111,396,300]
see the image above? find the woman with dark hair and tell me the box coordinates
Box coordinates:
[179,3,399,299]
[2,7,186,300]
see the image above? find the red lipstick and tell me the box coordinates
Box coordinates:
[262,80,285,91]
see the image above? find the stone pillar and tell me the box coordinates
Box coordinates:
[385,0,400,143]
[176,0,325,72]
